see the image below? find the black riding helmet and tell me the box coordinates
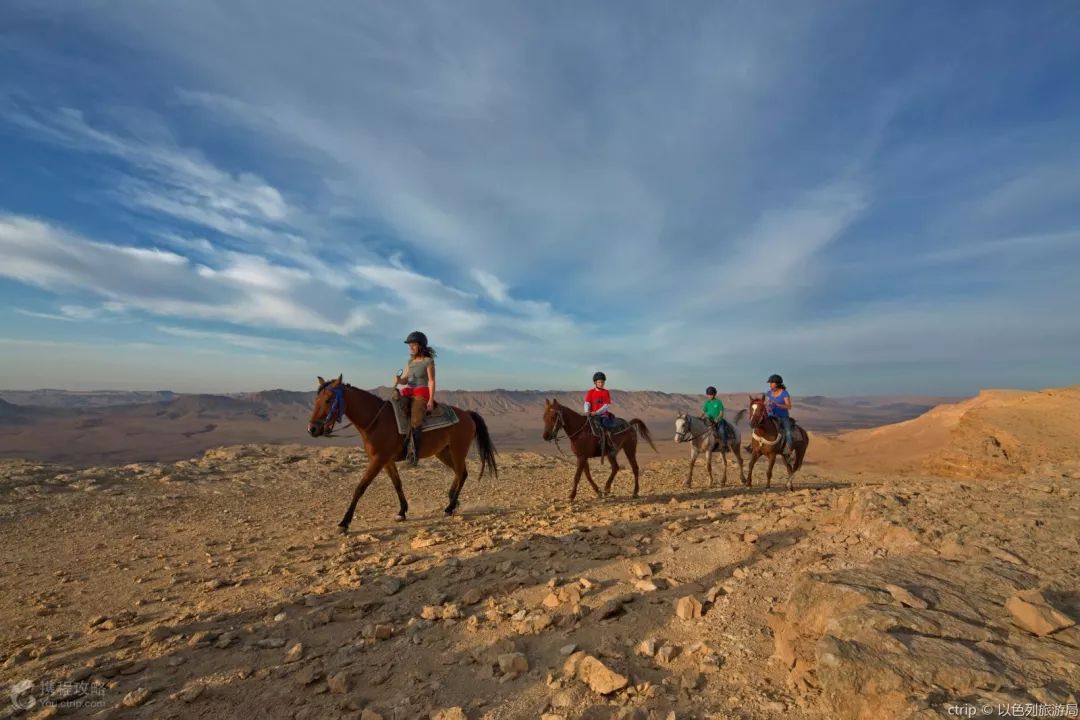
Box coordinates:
[404,331,428,347]
[706,386,717,395]
[767,374,783,385]
[592,371,606,382]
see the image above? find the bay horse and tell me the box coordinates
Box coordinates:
[307,375,497,533]
[744,395,808,491]
[541,399,658,500]
[673,411,746,489]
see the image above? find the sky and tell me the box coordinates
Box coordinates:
[1,1,1079,395]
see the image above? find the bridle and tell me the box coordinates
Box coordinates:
[674,414,695,443]
[311,382,388,438]
[749,400,783,447]
[544,404,589,455]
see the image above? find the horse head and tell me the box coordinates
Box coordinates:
[747,394,769,428]
[542,398,562,442]
[674,412,692,443]
[308,374,345,437]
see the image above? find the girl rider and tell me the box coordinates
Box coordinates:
[766,373,794,459]
[393,331,436,466]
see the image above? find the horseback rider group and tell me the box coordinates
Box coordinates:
[386,329,798,468]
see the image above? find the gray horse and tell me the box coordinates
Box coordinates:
[673,412,746,488]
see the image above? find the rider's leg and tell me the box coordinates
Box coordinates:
[781,417,794,456]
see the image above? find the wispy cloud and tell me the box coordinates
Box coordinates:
[4,104,289,225]
[0,214,367,336]
[0,2,1078,393]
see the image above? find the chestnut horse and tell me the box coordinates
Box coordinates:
[541,399,658,500]
[744,395,808,491]
[307,375,497,533]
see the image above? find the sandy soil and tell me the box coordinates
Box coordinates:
[1,388,1078,720]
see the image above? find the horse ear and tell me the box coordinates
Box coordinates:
[318,376,326,386]
[335,373,343,385]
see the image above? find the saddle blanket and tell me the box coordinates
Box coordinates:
[753,421,807,447]
[391,396,460,435]
[588,416,631,436]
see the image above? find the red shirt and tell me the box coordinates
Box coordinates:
[584,388,612,415]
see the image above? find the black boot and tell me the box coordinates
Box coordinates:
[408,428,422,467]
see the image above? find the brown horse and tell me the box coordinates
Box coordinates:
[307,375,497,533]
[541,399,658,500]
[744,395,808,491]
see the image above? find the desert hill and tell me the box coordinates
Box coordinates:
[815,385,1080,479]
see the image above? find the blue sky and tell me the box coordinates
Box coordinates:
[1,1,1078,395]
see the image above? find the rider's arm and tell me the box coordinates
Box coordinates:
[781,394,792,410]
[426,363,436,406]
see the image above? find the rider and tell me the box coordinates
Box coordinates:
[584,371,616,430]
[701,386,728,442]
[393,331,437,466]
[765,374,794,459]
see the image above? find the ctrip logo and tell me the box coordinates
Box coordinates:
[10,679,36,711]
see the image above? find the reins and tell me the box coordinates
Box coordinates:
[546,406,591,456]
[320,386,389,438]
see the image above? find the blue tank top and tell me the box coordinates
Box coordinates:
[766,389,790,418]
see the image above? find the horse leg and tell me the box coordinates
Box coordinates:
[626,447,641,498]
[705,446,715,489]
[686,445,699,488]
[720,447,728,489]
[582,460,603,498]
[733,444,745,486]
[569,460,584,501]
[603,452,620,497]
[744,451,759,488]
[338,457,387,533]
[765,453,777,489]
[781,443,800,491]
[445,453,468,516]
[383,461,409,521]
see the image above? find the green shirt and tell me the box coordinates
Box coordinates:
[702,398,724,420]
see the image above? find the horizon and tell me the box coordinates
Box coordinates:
[2,2,1079,396]
[0,384,991,400]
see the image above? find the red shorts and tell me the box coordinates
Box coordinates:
[400,386,431,400]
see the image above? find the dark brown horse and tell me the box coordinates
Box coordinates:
[307,375,497,533]
[744,395,808,491]
[541,399,658,500]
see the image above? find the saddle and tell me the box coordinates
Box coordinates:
[390,389,460,435]
[709,419,735,449]
[588,415,630,463]
[775,417,806,452]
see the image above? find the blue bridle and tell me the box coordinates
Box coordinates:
[318,380,346,427]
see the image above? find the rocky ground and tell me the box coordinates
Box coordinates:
[0,443,1077,720]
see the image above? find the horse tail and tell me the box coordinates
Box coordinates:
[794,428,809,472]
[630,419,659,453]
[732,408,747,426]
[469,411,498,479]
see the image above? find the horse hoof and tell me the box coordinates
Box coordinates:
[337,525,349,535]
[444,507,456,516]
[396,514,407,522]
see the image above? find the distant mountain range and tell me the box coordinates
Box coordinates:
[0,388,962,466]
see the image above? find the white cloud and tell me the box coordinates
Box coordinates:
[5,104,290,228]
[0,214,367,336]
[472,269,509,303]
